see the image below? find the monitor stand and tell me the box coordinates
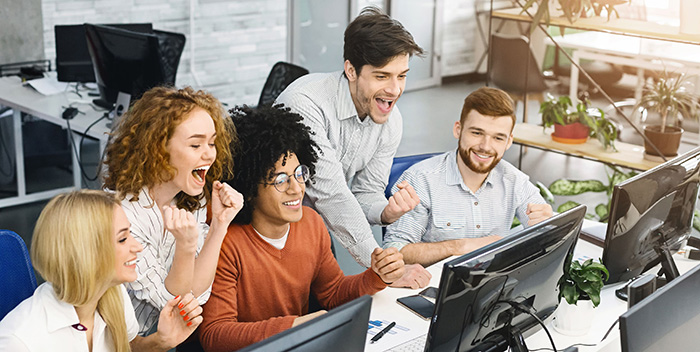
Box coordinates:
[615,237,696,301]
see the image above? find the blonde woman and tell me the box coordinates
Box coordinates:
[103,86,243,335]
[0,190,202,351]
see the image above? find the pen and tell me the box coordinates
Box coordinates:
[370,321,396,343]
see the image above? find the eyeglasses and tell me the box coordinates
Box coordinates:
[265,164,310,193]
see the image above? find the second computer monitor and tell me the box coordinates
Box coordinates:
[425,205,586,352]
[603,146,700,284]
[238,295,372,352]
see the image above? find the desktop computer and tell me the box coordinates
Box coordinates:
[619,262,700,351]
[238,295,372,352]
[391,205,586,352]
[602,146,700,290]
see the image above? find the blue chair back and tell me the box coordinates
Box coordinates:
[0,230,37,320]
[385,153,442,199]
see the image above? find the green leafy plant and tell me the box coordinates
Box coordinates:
[635,72,700,133]
[558,255,609,307]
[520,0,629,34]
[540,94,618,151]
[542,165,637,221]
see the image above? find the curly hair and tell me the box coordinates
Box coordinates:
[103,86,236,212]
[225,104,320,225]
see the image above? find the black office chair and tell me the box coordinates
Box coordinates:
[488,33,550,123]
[258,62,309,107]
[154,29,186,85]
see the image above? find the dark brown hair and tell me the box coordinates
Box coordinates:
[460,87,516,130]
[343,6,424,73]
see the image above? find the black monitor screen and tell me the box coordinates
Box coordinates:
[84,23,166,106]
[238,295,371,352]
[425,205,586,352]
[620,262,700,351]
[55,23,152,83]
[603,147,700,284]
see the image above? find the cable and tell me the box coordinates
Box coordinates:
[600,318,619,342]
[499,300,558,352]
[65,113,107,183]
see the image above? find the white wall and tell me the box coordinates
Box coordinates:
[40,0,479,105]
[42,0,287,105]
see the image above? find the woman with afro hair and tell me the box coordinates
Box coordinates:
[198,104,406,351]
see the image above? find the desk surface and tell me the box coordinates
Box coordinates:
[0,76,110,141]
[366,231,700,352]
[513,123,661,171]
[491,7,700,45]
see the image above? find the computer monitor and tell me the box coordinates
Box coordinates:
[238,295,372,352]
[84,23,166,108]
[602,146,700,285]
[55,23,153,83]
[424,205,586,352]
[619,262,700,351]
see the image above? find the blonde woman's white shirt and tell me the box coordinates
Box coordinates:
[121,187,211,335]
[0,283,138,352]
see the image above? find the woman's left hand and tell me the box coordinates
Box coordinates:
[211,181,244,226]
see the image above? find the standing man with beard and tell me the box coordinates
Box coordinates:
[383,87,553,267]
[276,6,431,288]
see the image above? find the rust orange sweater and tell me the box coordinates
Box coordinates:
[198,206,386,351]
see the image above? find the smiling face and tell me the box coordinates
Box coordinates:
[345,53,409,124]
[251,153,305,239]
[454,110,514,175]
[164,107,217,197]
[112,205,143,285]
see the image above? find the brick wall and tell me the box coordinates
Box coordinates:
[42,0,287,105]
[42,0,478,104]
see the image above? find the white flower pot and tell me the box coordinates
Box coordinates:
[552,300,596,336]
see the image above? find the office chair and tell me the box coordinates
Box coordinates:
[0,230,37,320]
[258,62,309,107]
[488,33,550,124]
[154,29,186,86]
[382,153,442,239]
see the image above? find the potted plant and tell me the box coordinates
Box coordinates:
[636,72,699,159]
[540,94,618,150]
[553,255,609,335]
[520,0,629,34]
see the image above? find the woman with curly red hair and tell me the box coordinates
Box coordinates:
[103,86,243,336]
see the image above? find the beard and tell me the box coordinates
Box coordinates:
[458,144,501,174]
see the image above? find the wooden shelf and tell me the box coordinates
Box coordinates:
[513,123,661,171]
[492,7,700,45]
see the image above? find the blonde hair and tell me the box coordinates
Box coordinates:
[31,190,129,352]
[103,86,236,212]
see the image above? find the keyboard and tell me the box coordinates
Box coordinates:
[388,333,427,352]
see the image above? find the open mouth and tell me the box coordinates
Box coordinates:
[376,98,394,113]
[282,199,300,206]
[192,165,210,183]
[124,258,139,266]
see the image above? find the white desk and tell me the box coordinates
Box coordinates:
[0,75,110,207]
[548,31,700,105]
[365,234,700,352]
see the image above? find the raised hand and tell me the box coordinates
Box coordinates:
[155,293,203,349]
[163,205,198,248]
[526,203,553,226]
[211,181,244,226]
[371,247,406,284]
[381,181,421,224]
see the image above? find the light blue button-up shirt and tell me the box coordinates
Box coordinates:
[383,150,546,250]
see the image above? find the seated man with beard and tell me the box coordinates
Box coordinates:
[383,87,553,267]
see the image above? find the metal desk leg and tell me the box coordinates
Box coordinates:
[13,109,25,198]
[518,144,523,170]
[71,130,81,189]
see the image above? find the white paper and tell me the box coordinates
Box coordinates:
[26,77,69,96]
